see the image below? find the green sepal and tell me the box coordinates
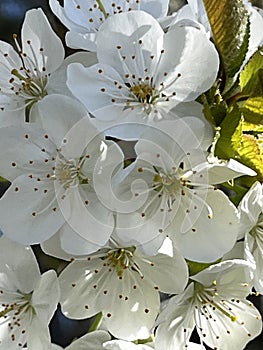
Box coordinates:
[214,104,242,159]
[201,80,228,126]
[186,259,221,276]
[0,176,8,182]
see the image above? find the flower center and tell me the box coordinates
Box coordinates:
[104,247,137,277]
[0,34,49,120]
[130,83,159,104]
[53,155,89,190]
[154,173,181,199]
[11,68,48,107]
[0,290,35,340]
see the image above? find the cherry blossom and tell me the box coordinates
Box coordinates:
[59,239,188,340]
[114,119,255,261]
[49,0,170,51]
[0,236,60,350]
[0,95,123,253]
[0,8,65,123]
[155,260,262,350]
[238,181,263,294]
[67,10,219,136]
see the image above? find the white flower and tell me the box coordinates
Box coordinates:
[238,181,263,293]
[115,119,255,261]
[50,331,111,350]
[166,0,211,35]
[0,95,123,253]
[155,260,262,350]
[103,339,154,350]
[59,240,188,341]
[23,330,110,350]
[0,8,65,123]
[49,0,170,51]
[67,10,219,136]
[103,339,204,350]
[0,236,60,350]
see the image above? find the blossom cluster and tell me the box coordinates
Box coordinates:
[0,0,262,349]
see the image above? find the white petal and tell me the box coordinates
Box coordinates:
[41,230,83,261]
[156,25,219,101]
[238,181,263,238]
[59,223,103,255]
[191,260,254,294]
[57,187,114,246]
[31,270,60,325]
[22,8,64,73]
[169,189,239,262]
[0,236,40,292]
[66,31,97,52]
[47,51,98,97]
[195,158,257,185]
[38,94,90,148]
[0,174,64,244]
[96,11,164,77]
[138,247,189,294]
[113,212,165,255]
[155,286,196,350]
[140,0,169,19]
[67,62,128,120]
[49,0,84,32]
[103,339,153,350]
[198,299,262,350]
[59,259,104,318]
[135,117,206,166]
[0,125,55,181]
[26,322,52,350]
[67,331,110,350]
[102,269,160,340]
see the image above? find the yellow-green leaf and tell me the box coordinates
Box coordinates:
[0,176,8,182]
[232,118,263,180]
[241,96,263,124]
[239,47,263,97]
[203,0,249,81]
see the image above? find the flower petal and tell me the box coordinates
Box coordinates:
[22,8,64,73]
[169,189,239,262]
[0,174,64,244]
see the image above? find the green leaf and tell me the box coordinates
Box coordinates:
[241,96,263,124]
[214,105,242,159]
[203,0,250,84]
[239,47,263,97]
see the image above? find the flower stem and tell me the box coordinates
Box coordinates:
[88,312,103,332]
[96,0,108,19]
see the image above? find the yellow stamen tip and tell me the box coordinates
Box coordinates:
[231,315,238,322]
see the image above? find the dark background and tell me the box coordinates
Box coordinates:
[0,0,262,348]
